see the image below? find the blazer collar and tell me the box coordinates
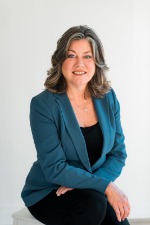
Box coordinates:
[54,92,111,171]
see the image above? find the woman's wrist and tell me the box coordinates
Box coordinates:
[104,182,113,196]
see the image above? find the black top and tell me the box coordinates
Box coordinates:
[80,122,103,166]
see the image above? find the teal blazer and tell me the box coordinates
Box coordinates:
[21,89,127,207]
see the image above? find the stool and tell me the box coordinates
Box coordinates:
[12,208,44,225]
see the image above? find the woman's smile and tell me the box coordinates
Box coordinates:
[72,71,86,75]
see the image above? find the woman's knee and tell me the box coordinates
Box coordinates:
[80,189,107,220]
[66,189,107,225]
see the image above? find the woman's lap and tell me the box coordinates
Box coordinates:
[28,189,130,225]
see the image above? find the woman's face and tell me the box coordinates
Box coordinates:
[62,39,95,90]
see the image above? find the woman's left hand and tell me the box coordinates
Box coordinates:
[105,182,130,222]
[56,186,74,196]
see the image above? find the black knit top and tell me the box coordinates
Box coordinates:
[80,122,103,166]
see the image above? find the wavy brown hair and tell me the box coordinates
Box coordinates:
[44,25,111,98]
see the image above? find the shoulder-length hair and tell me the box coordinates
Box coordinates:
[44,25,111,98]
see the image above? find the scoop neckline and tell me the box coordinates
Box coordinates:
[80,122,99,129]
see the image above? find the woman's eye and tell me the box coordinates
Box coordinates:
[84,55,92,59]
[67,54,75,58]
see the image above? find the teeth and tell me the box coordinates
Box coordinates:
[73,71,85,74]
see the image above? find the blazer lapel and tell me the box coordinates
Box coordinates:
[93,97,111,158]
[54,93,92,172]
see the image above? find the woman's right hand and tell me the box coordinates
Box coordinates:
[105,182,130,222]
[56,186,74,196]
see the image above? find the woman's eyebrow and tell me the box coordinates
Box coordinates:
[68,49,92,54]
[67,50,75,53]
[84,51,92,54]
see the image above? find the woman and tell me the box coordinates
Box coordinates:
[21,25,130,225]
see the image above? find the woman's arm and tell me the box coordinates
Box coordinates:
[93,89,127,182]
[93,90,130,221]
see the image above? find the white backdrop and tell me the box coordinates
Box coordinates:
[0,0,150,224]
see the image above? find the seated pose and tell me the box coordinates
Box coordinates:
[21,25,130,225]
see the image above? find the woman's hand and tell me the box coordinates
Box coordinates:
[105,182,130,222]
[56,186,74,196]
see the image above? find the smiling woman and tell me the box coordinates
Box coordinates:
[62,39,96,90]
[21,25,130,225]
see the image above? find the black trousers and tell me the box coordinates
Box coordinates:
[28,189,130,225]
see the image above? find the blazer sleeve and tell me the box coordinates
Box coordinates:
[30,95,110,194]
[93,89,127,181]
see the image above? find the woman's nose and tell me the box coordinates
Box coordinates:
[75,57,85,67]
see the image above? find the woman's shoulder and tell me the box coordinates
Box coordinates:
[101,88,120,110]
[102,88,118,101]
[34,89,54,100]
[31,89,66,110]
[31,89,57,108]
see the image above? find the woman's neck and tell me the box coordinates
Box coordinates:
[66,86,90,101]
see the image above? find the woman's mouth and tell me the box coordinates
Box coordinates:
[73,71,86,75]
